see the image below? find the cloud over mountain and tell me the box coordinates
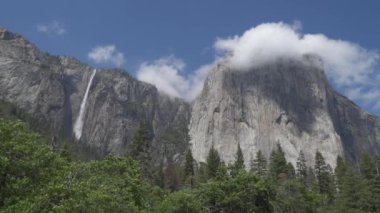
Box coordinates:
[215,22,378,87]
[136,56,213,101]
[137,22,379,109]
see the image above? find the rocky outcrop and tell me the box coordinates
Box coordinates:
[0,28,190,161]
[189,55,380,167]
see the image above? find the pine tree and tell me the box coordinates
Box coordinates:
[369,174,380,212]
[128,122,150,159]
[128,122,151,179]
[338,166,371,211]
[184,149,195,178]
[196,162,208,183]
[269,144,288,179]
[215,161,228,180]
[296,150,307,185]
[234,143,245,170]
[183,149,195,188]
[250,150,267,176]
[359,153,380,211]
[306,167,316,189]
[206,146,221,179]
[286,163,296,179]
[359,153,376,180]
[334,155,347,193]
[314,151,334,202]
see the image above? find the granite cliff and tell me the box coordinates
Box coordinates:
[0,28,379,167]
[189,56,380,167]
[0,28,190,162]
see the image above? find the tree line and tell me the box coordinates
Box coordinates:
[1,119,379,212]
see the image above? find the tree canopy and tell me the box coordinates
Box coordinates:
[1,118,379,212]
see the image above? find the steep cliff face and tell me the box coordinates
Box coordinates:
[189,55,380,167]
[0,28,190,161]
[1,28,379,167]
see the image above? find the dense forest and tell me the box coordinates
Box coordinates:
[1,118,379,212]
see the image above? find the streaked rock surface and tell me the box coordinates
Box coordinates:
[1,28,379,167]
[0,28,190,161]
[189,56,380,167]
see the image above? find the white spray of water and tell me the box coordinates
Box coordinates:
[73,69,97,140]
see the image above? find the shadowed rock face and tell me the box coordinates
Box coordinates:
[0,28,190,162]
[327,93,380,163]
[189,56,380,167]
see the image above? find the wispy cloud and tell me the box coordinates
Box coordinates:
[37,21,67,36]
[346,87,380,110]
[136,56,213,101]
[88,45,125,67]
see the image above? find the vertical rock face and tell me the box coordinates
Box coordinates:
[0,28,379,166]
[0,28,190,161]
[189,56,380,167]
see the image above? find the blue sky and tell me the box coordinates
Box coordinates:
[2,0,380,115]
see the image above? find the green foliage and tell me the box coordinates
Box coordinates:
[314,151,335,203]
[360,153,377,180]
[60,141,71,162]
[334,166,371,212]
[1,118,380,212]
[184,149,194,178]
[334,155,347,193]
[0,119,152,212]
[0,119,67,208]
[273,179,323,212]
[215,162,228,180]
[306,167,317,189]
[195,162,208,184]
[128,122,152,179]
[250,150,267,176]
[35,156,150,212]
[152,162,165,188]
[296,150,308,185]
[128,122,150,160]
[197,170,273,212]
[183,149,195,188]
[269,144,288,180]
[234,143,245,170]
[368,175,380,212]
[156,190,205,213]
[286,162,296,179]
[206,146,221,179]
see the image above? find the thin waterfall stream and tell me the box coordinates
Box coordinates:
[73,69,96,140]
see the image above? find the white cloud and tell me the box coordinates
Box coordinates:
[346,87,380,110]
[136,56,213,101]
[215,22,379,87]
[88,45,125,67]
[214,22,380,111]
[136,22,379,111]
[37,21,67,35]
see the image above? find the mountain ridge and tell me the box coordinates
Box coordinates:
[189,55,380,167]
[0,27,379,167]
[0,27,191,162]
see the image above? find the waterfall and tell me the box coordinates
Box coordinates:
[73,69,96,140]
